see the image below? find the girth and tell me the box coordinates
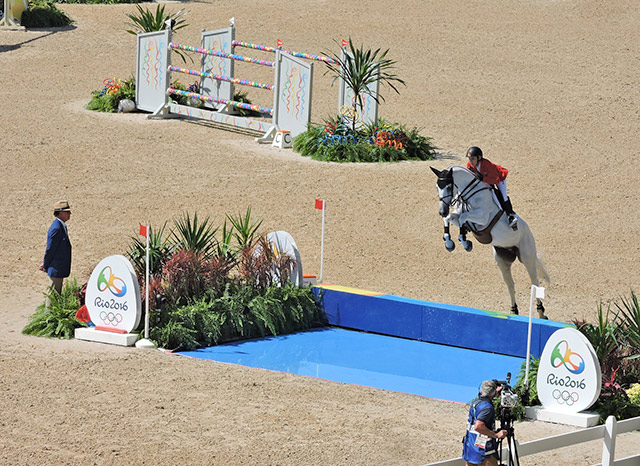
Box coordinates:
[469,210,504,245]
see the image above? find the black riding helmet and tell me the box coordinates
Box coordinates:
[466,146,483,159]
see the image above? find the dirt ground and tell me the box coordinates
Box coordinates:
[1,0,639,464]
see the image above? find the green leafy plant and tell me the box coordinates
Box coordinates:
[127,221,173,278]
[23,278,84,339]
[59,0,138,3]
[21,0,74,28]
[614,291,640,350]
[171,212,219,259]
[125,4,188,35]
[574,304,620,364]
[293,118,436,163]
[86,77,136,113]
[151,283,325,351]
[324,38,405,132]
[227,207,263,251]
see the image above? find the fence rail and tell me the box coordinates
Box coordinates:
[425,415,640,466]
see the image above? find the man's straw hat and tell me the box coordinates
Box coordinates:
[53,200,71,212]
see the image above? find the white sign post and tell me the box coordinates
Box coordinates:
[524,285,545,386]
[526,327,602,426]
[75,255,142,346]
[136,225,155,349]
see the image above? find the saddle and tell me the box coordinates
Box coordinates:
[467,210,504,244]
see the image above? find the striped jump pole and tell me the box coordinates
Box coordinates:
[168,65,274,91]
[169,42,274,67]
[232,40,337,65]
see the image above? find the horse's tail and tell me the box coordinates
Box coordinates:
[536,253,551,284]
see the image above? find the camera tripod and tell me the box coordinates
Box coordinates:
[496,407,520,466]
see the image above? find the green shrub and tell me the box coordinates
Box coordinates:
[86,77,136,113]
[59,0,140,4]
[593,390,640,423]
[21,0,74,28]
[293,117,436,163]
[23,278,84,339]
[150,283,325,351]
[124,3,187,35]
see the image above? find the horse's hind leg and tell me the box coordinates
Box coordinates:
[521,253,548,319]
[493,247,518,314]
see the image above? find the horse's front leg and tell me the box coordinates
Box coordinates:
[458,224,473,252]
[442,217,455,252]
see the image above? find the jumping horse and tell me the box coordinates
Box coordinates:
[430,165,549,318]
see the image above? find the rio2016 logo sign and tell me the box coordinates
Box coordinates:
[537,328,601,413]
[85,255,141,333]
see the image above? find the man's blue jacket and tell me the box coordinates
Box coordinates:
[43,218,72,278]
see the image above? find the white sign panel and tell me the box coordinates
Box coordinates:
[264,231,304,286]
[537,328,601,413]
[85,255,142,333]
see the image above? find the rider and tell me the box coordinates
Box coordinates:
[466,146,518,228]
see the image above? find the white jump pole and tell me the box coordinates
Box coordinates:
[524,284,545,386]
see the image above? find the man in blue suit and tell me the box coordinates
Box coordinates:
[40,200,72,304]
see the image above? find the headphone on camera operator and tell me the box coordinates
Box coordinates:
[462,379,508,466]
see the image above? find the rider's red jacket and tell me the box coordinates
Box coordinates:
[467,158,508,185]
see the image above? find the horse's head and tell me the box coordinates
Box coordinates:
[430,166,454,217]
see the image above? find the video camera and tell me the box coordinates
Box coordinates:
[494,373,519,408]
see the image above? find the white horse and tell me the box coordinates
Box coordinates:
[430,165,550,318]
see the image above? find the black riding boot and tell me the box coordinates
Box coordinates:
[503,198,518,228]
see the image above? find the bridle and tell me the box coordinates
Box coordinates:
[438,168,492,210]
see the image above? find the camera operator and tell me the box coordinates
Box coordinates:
[462,380,508,466]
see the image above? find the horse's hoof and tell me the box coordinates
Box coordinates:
[511,305,519,315]
[445,240,455,252]
[463,240,473,252]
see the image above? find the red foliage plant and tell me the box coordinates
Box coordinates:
[161,249,208,305]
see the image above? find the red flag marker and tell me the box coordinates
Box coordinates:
[277,39,283,47]
[341,39,348,48]
[315,199,324,210]
[139,224,148,237]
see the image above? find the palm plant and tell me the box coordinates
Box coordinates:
[227,207,263,251]
[614,292,640,352]
[171,212,219,259]
[575,303,620,364]
[324,38,405,132]
[125,4,188,35]
[126,221,173,277]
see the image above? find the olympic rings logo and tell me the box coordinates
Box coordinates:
[97,266,127,298]
[100,311,123,326]
[553,389,579,406]
[550,340,585,374]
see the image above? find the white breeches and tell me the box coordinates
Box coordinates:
[497,180,508,201]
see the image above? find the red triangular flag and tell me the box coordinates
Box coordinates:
[277,39,283,47]
[75,304,90,323]
[341,39,348,48]
[139,224,148,237]
[315,199,324,210]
